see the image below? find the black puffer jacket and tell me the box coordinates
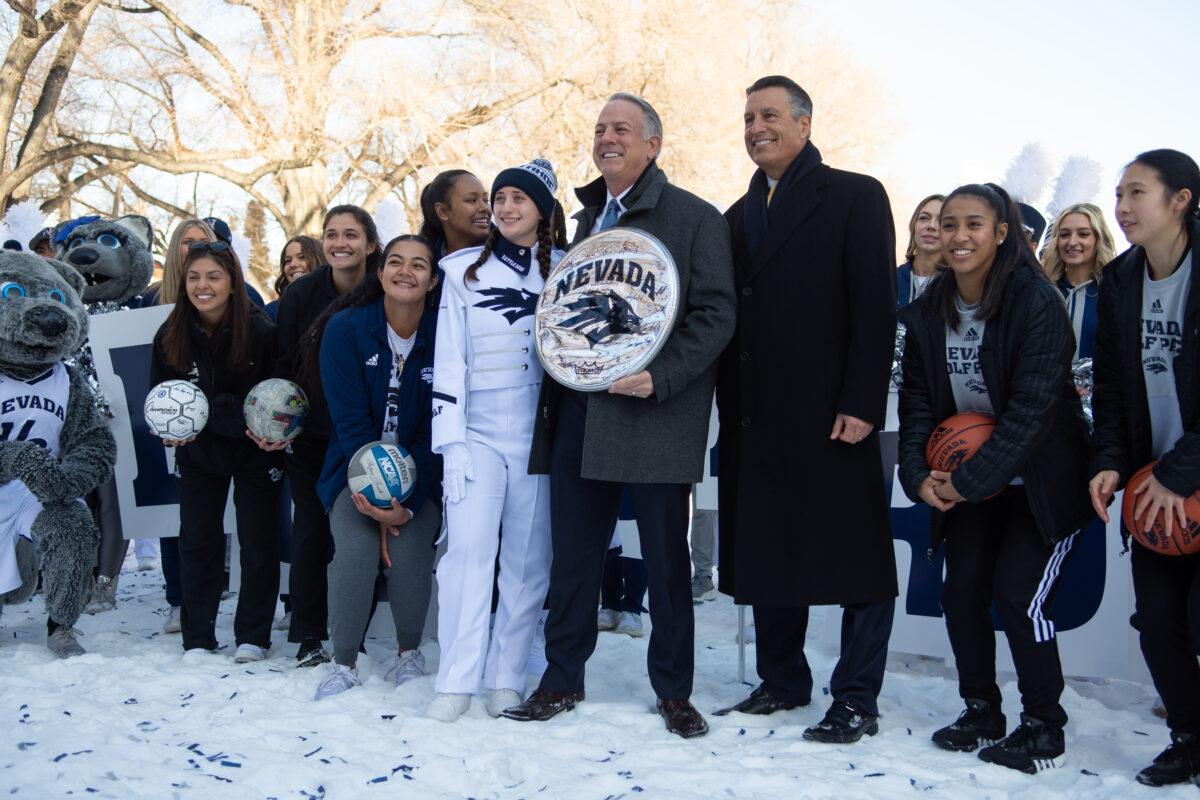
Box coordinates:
[150,310,278,472]
[1090,220,1200,498]
[898,262,1094,551]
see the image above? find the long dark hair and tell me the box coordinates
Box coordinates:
[274,234,323,296]
[323,204,383,275]
[159,245,253,372]
[929,183,1042,330]
[294,234,436,397]
[419,170,477,246]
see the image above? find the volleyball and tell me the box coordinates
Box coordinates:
[347,441,417,507]
[144,380,209,440]
[244,378,309,442]
[1122,462,1200,556]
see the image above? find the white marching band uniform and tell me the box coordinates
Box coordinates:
[0,364,71,594]
[432,240,563,696]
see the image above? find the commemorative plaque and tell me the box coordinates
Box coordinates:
[534,227,680,390]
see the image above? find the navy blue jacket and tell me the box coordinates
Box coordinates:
[316,299,441,515]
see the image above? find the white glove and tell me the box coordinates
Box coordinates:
[442,442,474,504]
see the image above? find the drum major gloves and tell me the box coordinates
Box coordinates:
[442,442,474,504]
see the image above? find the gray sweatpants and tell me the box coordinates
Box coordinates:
[327,487,440,667]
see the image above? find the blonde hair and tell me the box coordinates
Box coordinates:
[155,219,217,304]
[904,194,945,263]
[1039,203,1117,285]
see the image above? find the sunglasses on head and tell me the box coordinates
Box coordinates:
[187,241,231,253]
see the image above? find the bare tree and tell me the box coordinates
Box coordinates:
[0,0,103,210]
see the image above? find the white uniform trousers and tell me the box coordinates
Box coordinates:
[435,383,551,694]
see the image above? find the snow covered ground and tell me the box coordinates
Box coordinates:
[0,552,1195,799]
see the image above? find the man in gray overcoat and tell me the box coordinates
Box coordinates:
[502,92,736,739]
[715,76,899,743]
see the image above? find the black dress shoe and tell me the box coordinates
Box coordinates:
[713,684,806,717]
[657,699,709,738]
[802,700,879,743]
[499,689,584,721]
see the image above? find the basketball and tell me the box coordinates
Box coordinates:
[347,441,417,507]
[144,380,209,440]
[1121,461,1200,556]
[925,412,997,472]
[244,378,309,442]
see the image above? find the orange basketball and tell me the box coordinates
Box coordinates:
[1121,461,1200,556]
[925,412,997,473]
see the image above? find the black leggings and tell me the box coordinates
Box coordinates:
[941,488,1078,728]
[1132,544,1200,735]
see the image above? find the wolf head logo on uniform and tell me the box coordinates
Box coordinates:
[474,287,538,324]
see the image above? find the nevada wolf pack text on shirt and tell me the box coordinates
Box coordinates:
[1142,253,1192,459]
[945,295,993,416]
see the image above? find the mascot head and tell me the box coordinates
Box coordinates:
[54,214,154,305]
[0,251,89,380]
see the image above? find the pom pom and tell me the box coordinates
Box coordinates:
[1002,143,1052,204]
[1,201,48,250]
[373,199,408,247]
[1046,156,1103,221]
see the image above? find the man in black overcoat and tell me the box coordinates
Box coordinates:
[714,75,899,743]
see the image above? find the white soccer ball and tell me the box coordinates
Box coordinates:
[145,380,209,440]
[347,441,417,507]
[244,378,308,442]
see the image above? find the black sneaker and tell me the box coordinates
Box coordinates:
[802,700,879,744]
[296,638,330,668]
[932,699,1006,752]
[978,714,1064,774]
[1136,732,1200,786]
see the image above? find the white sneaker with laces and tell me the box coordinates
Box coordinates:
[163,606,182,634]
[315,664,360,700]
[234,643,265,663]
[597,608,618,631]
[486,689,522,718]
[615,611,644,638]
[384,650,426,686]
[426,693,471,722]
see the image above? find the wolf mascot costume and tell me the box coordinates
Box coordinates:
[0,251,117,656]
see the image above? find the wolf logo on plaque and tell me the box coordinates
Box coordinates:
[534,228,679,390]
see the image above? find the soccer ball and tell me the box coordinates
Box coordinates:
[347,441,417,507]
[144,380,209,440]
[244,378,309,442]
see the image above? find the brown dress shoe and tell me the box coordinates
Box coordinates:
[499,688,584,721]
[657,698,709,739]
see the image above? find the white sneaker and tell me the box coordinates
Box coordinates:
[615,611,644,638]
[315,664,360,700]
[384,650,426,686]
[234,644,266,663]
[597,608,619,631]
[47,626,85,658]
[734,622,756,643]
[274,611,291,632]
[426,693,471,722]
[163,606,182,634]
[137,557,159,572]
[486,689,522,718]
[527,610,548,675]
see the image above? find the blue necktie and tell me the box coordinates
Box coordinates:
[599,200,621,231]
